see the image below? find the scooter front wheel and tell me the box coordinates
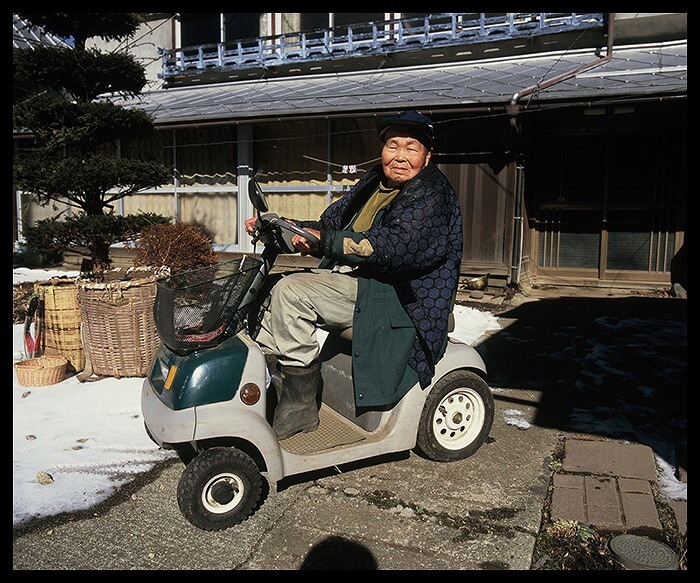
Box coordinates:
[177,446,262,531]
[416,370,494,462]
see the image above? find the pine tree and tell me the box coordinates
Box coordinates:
[13,13,171,268]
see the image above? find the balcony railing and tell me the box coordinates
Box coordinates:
[160,13,605,80]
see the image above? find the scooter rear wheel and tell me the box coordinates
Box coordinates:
[416,370,494,462]
[177,446,262,531]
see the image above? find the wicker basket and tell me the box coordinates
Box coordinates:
[15,355,68,387]
[78,267,167,379]
[34,278,85,373]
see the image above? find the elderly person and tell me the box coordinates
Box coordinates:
[245,110,463,440]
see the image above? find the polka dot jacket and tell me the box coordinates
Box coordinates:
[299,163,464,389]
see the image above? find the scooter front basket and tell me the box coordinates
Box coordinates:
[154,256,262,354]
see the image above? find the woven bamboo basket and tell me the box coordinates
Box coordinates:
[77,267,167,379]
[34,278,85,373]
[15,355,68,387]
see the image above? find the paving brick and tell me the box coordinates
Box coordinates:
[618,477,653,495]
[621,491,662,530]
[584,475,618,507]
[575,475,623,529]
[550,439,672,536]
[563,439,657,481]
[550,487,586,523]
[587,504,624,529]
[552,473,583,490]
[669,499,687,536]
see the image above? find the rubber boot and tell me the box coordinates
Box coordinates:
[272,362,322,440]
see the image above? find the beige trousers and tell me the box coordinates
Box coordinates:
[255,270,359,368]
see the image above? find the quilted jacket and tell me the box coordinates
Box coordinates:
[298,162,463,405]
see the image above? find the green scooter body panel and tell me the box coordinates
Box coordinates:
[149,335,249,410]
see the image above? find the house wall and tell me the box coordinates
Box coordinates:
[113,113,521,282]
[15,13,686,289]
[86,13,176,91]
[438,162,517,280]
[614,13,687,43]
[521,100,685,288]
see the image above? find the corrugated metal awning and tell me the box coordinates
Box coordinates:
[115,40,686,126]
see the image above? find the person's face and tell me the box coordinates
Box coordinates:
[381,127,432,187]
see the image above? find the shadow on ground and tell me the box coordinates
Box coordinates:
[471,293,687,569]
[475,295,686,476]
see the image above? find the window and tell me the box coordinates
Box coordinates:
[179,13,263,47]
[525,103,684,280]
[332,13,385,28]
[299,13,330,33]
[608,134,659,205]
[538,210,600,269]
[223,13,263,41]
[180,13,220,46]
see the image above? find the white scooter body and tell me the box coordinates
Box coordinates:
[141,177,494,531]
[142,327,488,483]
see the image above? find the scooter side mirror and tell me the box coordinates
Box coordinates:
[248,177,269,214]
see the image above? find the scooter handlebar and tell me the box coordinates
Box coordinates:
[271,217,321,247]
[252,213,320,253]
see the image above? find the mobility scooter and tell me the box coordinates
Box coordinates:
[141,177,494,531]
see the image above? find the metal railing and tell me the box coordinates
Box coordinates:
[160,13,605,79]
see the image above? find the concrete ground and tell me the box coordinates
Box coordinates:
[469,281,687,569]
[12,388,563,570]
[12,282,687,570]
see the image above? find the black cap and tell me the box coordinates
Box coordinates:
[377,110,434,148]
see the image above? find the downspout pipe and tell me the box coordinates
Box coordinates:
[510,162,524,285]
[506,14,616,285]
[508,13,615,111]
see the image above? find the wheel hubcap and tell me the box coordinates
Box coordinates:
[202,473,244,514]
[211,481,235,505]
[433,389,484,450]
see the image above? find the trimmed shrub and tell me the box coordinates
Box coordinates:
[21,212,171,269]
[131,221,219,273]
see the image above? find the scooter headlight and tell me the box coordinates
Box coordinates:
[239,383,261,405]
